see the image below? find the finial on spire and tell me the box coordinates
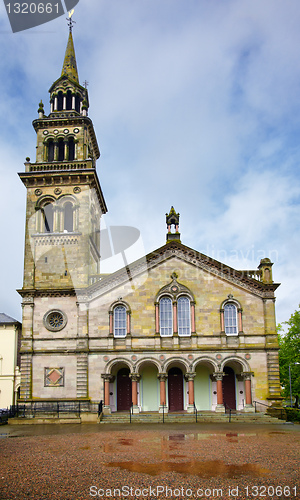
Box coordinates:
[67,9,75,32]
[166,206,181,243]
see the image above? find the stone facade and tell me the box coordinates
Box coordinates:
[18,31,282,415]
[0,314,21,408]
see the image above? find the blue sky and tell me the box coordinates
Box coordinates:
[0,0,300,325]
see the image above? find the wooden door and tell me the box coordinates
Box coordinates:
[168,367,184,411]
[222,366,236,410]
[117,368,132,411]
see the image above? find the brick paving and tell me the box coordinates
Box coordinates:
[0,423,299,500]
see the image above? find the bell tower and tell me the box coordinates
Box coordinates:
[19,25,107,294]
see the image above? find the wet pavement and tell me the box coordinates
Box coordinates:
[0,422,299,499]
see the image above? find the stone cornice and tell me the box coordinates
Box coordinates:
[78,241,280,302]
[17,288,77,298]
[18,169,107,215]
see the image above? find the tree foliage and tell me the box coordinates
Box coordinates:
[278,306,300,407]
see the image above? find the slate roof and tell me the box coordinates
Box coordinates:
[0,313,20,324]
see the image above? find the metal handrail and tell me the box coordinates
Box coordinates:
[129,402,133,423]
[193,402,198,423]
[224,403,232,422]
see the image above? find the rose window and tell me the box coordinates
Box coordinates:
[43,310,67,332]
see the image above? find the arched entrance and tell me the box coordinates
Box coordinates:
[140,363,159,411]
[117,368,132,411]
[194,364,212,410]
[168,367,184,411]
[222,366,236,410]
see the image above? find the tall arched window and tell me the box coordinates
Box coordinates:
[58,140,64,161]
[114,306,127,338]
[159,297,173,337]
[66,90,72,110]
[177,296,191,336]
[75,95,80,113]
[68,138,75,161]
[57,91,63,111]
[224,303,238,335]
[64,202,73,232]
[48,140,54,162]
[42,203,54,233]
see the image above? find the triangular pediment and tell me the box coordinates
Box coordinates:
[77,240,279,302]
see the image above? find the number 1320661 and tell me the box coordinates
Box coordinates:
[244,485,297,497]
[6,3,59,14]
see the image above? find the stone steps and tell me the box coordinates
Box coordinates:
[99,412,283,425]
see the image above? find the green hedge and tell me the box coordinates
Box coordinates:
[285,408,300,422]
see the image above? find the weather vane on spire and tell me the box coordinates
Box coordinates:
[67,9,75,32]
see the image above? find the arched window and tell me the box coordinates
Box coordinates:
[159,297,173,337]
[68,138,75,161]
[114,306,127,338]
[224,303,238,335]
[177,296,191,336]
[57,91,63,111]
[75,95,80,113]
[58,140,64,161]
[66,90,72,110]
[42,203,54,233]
[48,140,54,162]
[64,202,73,232]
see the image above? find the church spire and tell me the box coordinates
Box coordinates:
[61,29,79,83]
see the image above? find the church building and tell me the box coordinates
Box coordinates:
[18,29,282,416]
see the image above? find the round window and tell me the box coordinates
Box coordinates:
[43,310,67,332]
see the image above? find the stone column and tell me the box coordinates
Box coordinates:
[155,303,159,334]
[238,309,243,332]
[64,140,68,161]
[191,302,196,333]
[130,374,140,414]
[241,372,255,412]
[173,302,178,334]
[186,372,196,413]
[213,372,225,413]
[158,373,168,413]
[101,374,113,414]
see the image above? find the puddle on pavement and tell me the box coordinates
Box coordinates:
[117,438,134,446]
[106,460,270,478]
[169,434,185,441]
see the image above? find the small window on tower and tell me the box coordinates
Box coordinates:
[68,138,75,161]
[57,91,63,111]
[48,140,54,162]
[75,95,80,113]
[58,140,64,161]
[64,202,73,232]
[42,203,54,233]
[66,90,72,110]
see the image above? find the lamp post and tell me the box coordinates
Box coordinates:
[289,362,300,407]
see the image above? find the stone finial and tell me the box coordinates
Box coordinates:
[258,258,273,283]
[38,100,44,118]
[166,206,181,243]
